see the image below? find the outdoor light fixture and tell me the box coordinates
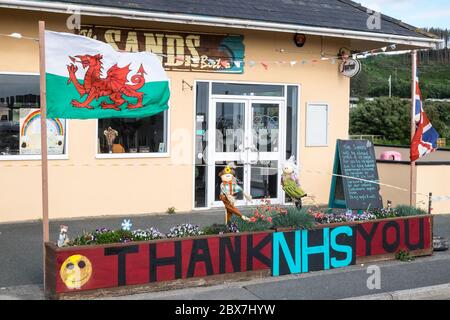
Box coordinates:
[293,33,306,47]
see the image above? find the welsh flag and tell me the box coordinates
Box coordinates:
[45,31,170,119]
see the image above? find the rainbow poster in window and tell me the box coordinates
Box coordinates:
[19,108,66,155]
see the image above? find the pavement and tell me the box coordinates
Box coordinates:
[1,211,450,300]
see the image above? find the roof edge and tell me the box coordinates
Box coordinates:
[338,0,439,40]
[0,0,443,48]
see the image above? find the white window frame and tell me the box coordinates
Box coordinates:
[192,80,301,210]
[95,80,171,159]
[305,102,329,147]
[0,71,70,161]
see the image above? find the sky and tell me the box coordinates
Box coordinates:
[356,0,450,29]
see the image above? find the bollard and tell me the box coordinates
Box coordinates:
[428,192,433,214]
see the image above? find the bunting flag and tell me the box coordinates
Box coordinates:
[410,76,440,161]
[45,31,170,119]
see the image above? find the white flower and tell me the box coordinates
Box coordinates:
[121,219,132,231]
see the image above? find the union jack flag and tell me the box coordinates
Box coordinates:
[410,76,439,162]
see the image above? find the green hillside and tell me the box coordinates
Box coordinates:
[351,50,450,99]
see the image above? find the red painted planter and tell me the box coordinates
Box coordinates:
[45,215,433,299]
[45,230,274,299]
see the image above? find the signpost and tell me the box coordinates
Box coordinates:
[328,139,383,210]
[38,20,50,291]
[410,50,418,207]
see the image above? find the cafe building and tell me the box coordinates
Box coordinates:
[0,0,440,222]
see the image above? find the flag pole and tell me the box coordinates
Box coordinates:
[38,20,49,293]
[410,50,417,207]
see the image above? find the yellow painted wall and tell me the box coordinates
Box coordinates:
[377,162,450,214]
[0,8,352,222]
[416,166,450,214]
[377,162,411,208]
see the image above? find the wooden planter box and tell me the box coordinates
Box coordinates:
[45,215,433,299]
[45,230,274,300]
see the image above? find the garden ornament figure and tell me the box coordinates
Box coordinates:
[219,163,252,224]
[103,126,118,153]
[121,219,133,231]
[57,225,69,247]
[281,156,307,209]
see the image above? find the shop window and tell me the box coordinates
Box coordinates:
[306,103,329,147]
[0,73,67,158]
[97,111,168,155]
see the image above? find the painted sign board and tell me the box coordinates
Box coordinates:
[46,216,432,298]
[19,108,65,155]
[340,59,361,78]
[76,26,245,74]
[54,232,272,293]
[272,226,356,276]
[329,139,383,209]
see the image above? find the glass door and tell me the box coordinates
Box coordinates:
[209,99,248,207]
[247,101,284,204]
[208,98,285,207]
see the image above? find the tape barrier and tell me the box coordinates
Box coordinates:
[0,161,437,199]
[432,195,450,203]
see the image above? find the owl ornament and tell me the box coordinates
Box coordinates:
[219,164,252,224]
[281,156,307,209]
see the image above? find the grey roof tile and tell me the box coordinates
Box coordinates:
[51,0,433,39]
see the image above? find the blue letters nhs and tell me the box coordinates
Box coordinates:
[272,226,356,276]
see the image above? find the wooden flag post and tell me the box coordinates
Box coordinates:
[410,50,418,207]
[38,20,50,291]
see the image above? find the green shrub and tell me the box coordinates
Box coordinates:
[94,229,133,244]
[272,207,316,229]
[396,249,415,262]
[394,205,428,217]
[202,224,230,235]
[167,207,176,214]
[68,232,95,246]
[230,216,272,232]
[369,208,397,219]
[67,228,134,246]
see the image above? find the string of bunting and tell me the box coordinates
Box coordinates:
[1,32,400,70]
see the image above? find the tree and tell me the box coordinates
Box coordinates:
[424,101,450,144]
[350,98,450,146]
[350,97,411,144]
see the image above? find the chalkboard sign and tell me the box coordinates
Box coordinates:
[328,140,383,210]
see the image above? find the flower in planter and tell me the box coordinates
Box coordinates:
[132,228,166,241]
[166,224,203,238]
[227,222,239,233]
[96,227,110,233]
[121,219,133,231]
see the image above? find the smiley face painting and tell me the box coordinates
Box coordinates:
[60,255,92,289]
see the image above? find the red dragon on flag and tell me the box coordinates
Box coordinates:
[67,54,146,111]
[45,30,170,120]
